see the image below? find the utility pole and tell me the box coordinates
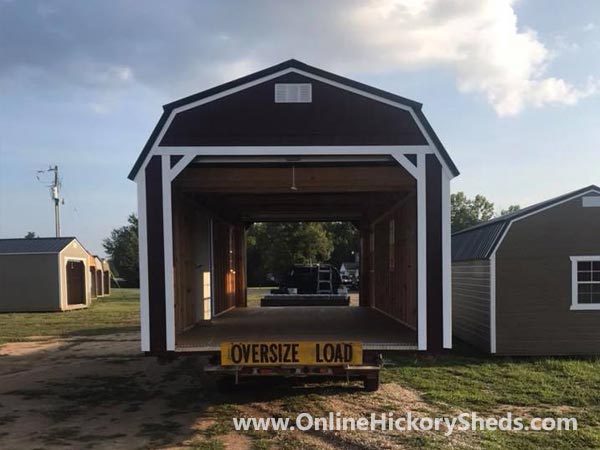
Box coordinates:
[37,165,62,237]
[51,165,60,237]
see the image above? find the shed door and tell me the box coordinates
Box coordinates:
[103,272,109,294]
[66,261,86,305]
[96,270,103,295]
[90,267,97,296]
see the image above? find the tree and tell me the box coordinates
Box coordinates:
[103,214,139,287]
[501,205,521,216]
[451,192,494,232]
[24,231,37,239]
[247,222,334,284]
[323,222,359,268]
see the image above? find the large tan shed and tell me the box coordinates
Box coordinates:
[0,237,91,312]
[452,186,600,355]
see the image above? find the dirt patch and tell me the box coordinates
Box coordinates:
[0,339,62,357]
[0,335,483,449]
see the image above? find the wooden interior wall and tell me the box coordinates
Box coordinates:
[371,195,417,327]
[359,222,372,307]
[234,224,247,307]
[213,220,237,315]
[172,192,197,334]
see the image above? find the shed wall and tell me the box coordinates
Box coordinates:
[452,260,490,351]
[496,194,600,355]
[0,254,60,312]
[372,195,417,327]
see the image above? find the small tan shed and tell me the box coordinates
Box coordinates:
[0,237,91,312]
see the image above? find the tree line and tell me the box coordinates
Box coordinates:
[103,193,519,287]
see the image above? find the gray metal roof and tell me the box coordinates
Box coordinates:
[452,185,600,262]
[0,237,76,255]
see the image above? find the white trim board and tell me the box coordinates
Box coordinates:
[133,66,457,183]
[137,174,150,352]
[417,153,427,350]
[162,154,176,351]
[489,253,497,354]
[441,170,452,349]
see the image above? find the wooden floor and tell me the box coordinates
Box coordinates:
[176,306,417,351]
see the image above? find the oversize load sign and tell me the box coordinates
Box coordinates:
[220,341,363,366]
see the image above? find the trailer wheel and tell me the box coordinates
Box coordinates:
[363,373,380,392]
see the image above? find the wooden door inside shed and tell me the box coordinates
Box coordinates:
[66,261,86,305]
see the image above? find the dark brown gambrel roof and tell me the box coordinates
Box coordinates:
[452,185,600,262]
[0,237,77,254]
[128,59,459,180]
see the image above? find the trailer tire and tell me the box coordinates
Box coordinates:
[363,374,380,392]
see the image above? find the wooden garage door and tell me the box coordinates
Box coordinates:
[90,267,97,297]
[66,261,86,305]
[96,270,103,296]
[103,272,110,295]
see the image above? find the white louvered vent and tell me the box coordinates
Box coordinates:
[274,83,312,103]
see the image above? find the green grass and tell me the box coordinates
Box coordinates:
[2,288,599,448]
[247,286,277,307]
[382,351,600,448]
[0,288,139,344]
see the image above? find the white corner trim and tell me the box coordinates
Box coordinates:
[57,253,63,310]
[489,253,497,354]
[417,152,427,351]
[570,255,600,311]
[137,174,150,352]
[162,155,176,351]
[442,170,452,349]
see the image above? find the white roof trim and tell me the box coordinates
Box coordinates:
[491,187,600,258]
[134,67,456,182]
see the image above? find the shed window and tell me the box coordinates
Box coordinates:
[570,256,600,310]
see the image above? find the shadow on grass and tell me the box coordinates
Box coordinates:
[64,326,140,338]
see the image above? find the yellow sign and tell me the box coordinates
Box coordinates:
[220,341,363,366]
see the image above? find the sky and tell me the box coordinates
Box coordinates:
[0,0,599,256]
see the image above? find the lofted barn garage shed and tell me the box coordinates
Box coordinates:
[129,59,458,356]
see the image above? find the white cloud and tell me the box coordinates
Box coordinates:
[339,0,596,116]
[0,0,595,116]
[582,22,596,32]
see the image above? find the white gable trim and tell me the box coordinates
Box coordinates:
[134,68,456,182]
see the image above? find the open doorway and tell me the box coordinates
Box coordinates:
[246,221,360,307]
[170,157,418,351]
[66,260,86,305]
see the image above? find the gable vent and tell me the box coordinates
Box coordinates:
[274,83,312,103]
